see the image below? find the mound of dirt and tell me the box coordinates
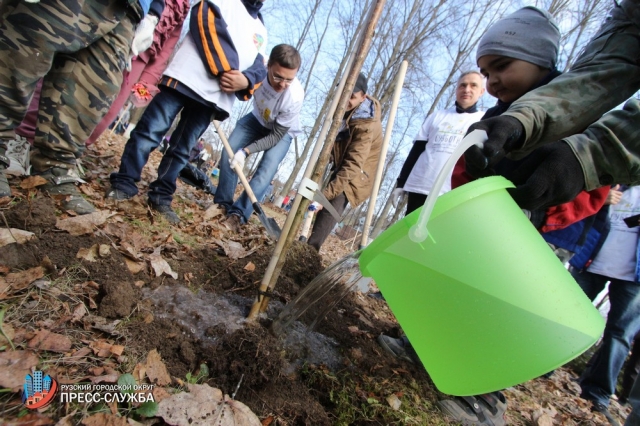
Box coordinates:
[98,280,139,319]
[3,194,57,235]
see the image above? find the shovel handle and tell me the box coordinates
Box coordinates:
[212,120,260,205]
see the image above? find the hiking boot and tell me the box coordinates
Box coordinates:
[105,187,132,201]
[591,402,620,426]
[39,167,95,215]
[149,201,180,224]
[439,392,507,426]
[5,135,30,176]
[222,214,242,233]
[377,334,418,364]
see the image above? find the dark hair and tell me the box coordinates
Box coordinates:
[268,44,301,70]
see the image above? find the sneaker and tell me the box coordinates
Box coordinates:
[105,187,132,201]
[377,334,418,364]
[222,214,242,233]
[368,291,386,301]
[39,167,95,215]
[5,135,30,176]
[591,402,620,426]
[148,201,180,224]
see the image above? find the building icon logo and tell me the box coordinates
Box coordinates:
[22,370,58,409]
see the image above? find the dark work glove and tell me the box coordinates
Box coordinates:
[503,141,585,211]
[464,116,525,177]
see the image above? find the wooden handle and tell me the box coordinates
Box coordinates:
[212,120,259,204]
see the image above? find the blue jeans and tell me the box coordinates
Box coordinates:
[110,86,215,205]
[627,375,640,425]
[571,268,640,407]
[214,113,291,222]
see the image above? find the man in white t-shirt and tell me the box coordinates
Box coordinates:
[390,71,485,214]
[215,44,304,231]
[569,185,640,417]
[377,71,485,356]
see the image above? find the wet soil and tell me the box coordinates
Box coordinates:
[0,156,630,425]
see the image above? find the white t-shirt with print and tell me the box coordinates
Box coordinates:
[588,186,640,282]
[251,77,304,137]
[403,107,484,196]
[163,0,268,114]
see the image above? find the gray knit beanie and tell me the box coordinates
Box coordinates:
[476,6,560,69]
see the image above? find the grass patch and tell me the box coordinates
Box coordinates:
[301,364,449,425]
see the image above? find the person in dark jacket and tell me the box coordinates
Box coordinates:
[569,186,640,424]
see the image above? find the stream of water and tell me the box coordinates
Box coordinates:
[271,251,368,336]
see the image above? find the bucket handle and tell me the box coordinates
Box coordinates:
[408,130,488,243]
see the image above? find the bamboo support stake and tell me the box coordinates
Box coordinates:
[246,0,387,320]
[359,60,408,248]
[256,0,387,316]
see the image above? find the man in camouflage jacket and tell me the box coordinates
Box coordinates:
[464,0,640,213]
[0,0,164,213]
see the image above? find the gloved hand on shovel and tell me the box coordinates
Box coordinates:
[229,149,247,172]
[308,201,322,211]
[391,187,405,208]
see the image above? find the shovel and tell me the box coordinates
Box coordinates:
[212,120,282,240]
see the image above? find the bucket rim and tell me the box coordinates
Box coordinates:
[360,176,515,274]
[431,176,515,220]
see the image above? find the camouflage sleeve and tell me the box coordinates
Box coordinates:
[503,0,640,155]
[565,99,640,191]
[501,0,640,191]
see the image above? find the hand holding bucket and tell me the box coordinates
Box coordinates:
[359,132,604,395]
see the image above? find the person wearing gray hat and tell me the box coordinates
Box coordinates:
[476,6,560,71]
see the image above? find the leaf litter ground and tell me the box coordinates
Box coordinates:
[0,133,632,425]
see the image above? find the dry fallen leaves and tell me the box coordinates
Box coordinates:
[0,350,39,391]
[77,245,99,262]
[124,258,145,274]
[212,239,248,260]
[145,349,171,386]
[157,383,261,426]
[20,175,48,189]
[56,210,114,235]
[88,366,119,384]
[0,228,35,247]
[148,247,178,279]
[81,413,128,426]
[204,205,224,220]
[386,394,402,411]
[3,412,53,426]
[0,266,45,297]
[27,329,72,353]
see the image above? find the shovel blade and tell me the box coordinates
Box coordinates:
[253,202,281,239]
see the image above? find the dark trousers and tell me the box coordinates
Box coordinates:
[307,192,349,251]
[622,332,640,401]
[406,191,427,216]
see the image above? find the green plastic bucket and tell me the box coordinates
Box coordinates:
[359,175,605,395]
